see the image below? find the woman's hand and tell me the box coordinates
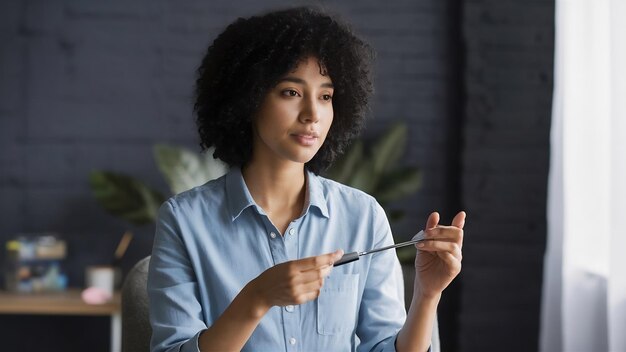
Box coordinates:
[247,249,344,313]
[413,211,465,299]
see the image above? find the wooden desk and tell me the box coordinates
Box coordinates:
[0,289,121,352]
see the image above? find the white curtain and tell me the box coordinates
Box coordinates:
[540,0,626,351]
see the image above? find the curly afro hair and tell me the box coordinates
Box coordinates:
[194,6,375,174]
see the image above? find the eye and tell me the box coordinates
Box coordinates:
[322,94,333,101]
[282,89,300,97]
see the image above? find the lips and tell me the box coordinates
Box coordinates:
[291,132,319,146]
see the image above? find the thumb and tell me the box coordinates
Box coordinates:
[426,212,439,230]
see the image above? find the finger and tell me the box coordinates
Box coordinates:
[294,265,333,285]
[444,245,463,262]
[294,289,322,305]
[451,211,466,229]
[300,276,327,293]
[299,249,344,271]
[438,251,462,274]
[426,212,440,230]
[417,240,461,255]
[292,269,322,285]
[291,277,334,305]
[424,227,463,244]
[320,265,333,278]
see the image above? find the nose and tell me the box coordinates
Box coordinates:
[299,96,321,124]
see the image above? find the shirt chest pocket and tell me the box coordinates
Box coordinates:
[316,273,360,336]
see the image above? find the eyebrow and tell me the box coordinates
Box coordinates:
[277,77,334,89]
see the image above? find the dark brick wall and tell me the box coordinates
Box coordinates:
[0,0,456,279]
[1,0,555,351]
[460,1,553,351]
[0,1,460,351]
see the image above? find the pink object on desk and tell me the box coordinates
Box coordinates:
[81,286,112,305]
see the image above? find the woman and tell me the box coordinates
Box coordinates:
[148,6,465,352]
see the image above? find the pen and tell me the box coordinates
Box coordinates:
[333,230,426,267]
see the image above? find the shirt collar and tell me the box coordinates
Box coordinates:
[305,169,330,219]
[225,167,257,221]
[225,167,329,222]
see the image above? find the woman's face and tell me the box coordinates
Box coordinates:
[251,56,334,167]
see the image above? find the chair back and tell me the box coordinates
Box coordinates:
[122,256,151,352]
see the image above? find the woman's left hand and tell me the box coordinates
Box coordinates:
[413,211,465,298]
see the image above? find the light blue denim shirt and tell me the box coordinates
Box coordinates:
[148,168,410,352]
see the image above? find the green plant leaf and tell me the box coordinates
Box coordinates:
[154,144,227,195]
[374,167,422,204]
[319,121,422,223]
[89,171,165,226]
[371,123,407,175]
[325,140,364,184]
[199,148,229,182]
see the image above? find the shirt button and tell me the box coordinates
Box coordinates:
[289,337,296,345]
[288,228,295,236]
[285,305,294,312]
[270,232,276,239]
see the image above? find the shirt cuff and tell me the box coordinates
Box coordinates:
[180,329,204,352]
[384,333,432,352]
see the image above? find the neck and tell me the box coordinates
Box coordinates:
[241,161,307,216]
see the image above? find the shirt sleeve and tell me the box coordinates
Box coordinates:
[147,200,206,352]
[355,201,406,352]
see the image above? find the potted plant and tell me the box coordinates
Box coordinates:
[89,145,228,226]
[324,122,422,264]
[90,123,421,264]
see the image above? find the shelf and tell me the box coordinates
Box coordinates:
[0,288,120,316]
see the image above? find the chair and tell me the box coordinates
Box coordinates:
[121,256,151,352]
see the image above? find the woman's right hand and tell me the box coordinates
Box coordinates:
[246,249,344,312]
